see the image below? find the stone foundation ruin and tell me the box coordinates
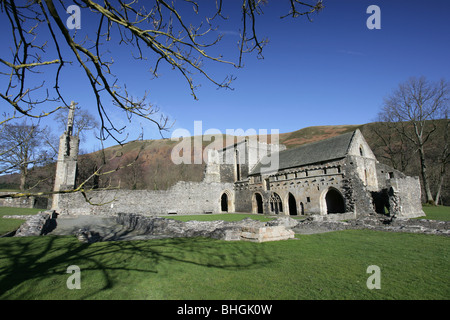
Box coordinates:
[4,212,448,243]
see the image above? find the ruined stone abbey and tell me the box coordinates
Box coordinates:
[52,106,424,219]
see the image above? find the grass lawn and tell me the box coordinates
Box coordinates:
[421,205,450,221]
[0,207,42,235]
[0,206,448,300]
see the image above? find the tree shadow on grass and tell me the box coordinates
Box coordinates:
[0,235,273,299]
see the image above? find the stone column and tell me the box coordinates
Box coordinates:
[51,101,80,212]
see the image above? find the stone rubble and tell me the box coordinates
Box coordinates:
[6,211,449,242]
[115,213,295,242]
[2,215,35,220]
[13,210,57,237]
[75,228,103,243]
[293,215,450,236]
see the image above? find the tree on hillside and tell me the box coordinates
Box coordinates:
[369,121,416,173]
[428,117,449,205]
[0,121,54,190]
[377,76,449,204]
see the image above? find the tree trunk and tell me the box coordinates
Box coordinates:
[418,145,433,203]
[20,167,27,191]
[435,120,449,205]
[434,158,447,205]
[434,175,443,205]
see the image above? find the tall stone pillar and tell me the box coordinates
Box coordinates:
[51,101,80,212]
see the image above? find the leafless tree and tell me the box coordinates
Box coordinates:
[0,0,324,199]
[54,106,99,141]
[369,121,416,173]
[378,76,449,204]
[429,117,449,205]
[1,0,323,143]
[0,120,54,190]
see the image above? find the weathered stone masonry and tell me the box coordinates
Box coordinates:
[52,102,79,212]
[208,129,424,219]
[52,125,424,219]
[56,181,234,216]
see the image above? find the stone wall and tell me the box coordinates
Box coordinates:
[204,139,285,184]
[115,213,295,242]
[0,192,49,209]
[376,163,406,189]
[388,176,425,218]
[55,181,234,216]
[372,163,425,218]
[346,130,379,190]
[342,157,376,216]
[235,159,350,216]
[14,210,56,237]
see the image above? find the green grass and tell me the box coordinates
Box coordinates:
[0,207,42,235]
[0,230,448,300]
[0,188,20,192]
[0,206,448,300]
[421,205,450,221]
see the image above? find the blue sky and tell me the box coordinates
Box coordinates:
[1,0,449,152]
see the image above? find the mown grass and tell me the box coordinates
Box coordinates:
[421,205,450,221]
[0,230,448,300]
[0,206,448,300]
[169,206,450,223]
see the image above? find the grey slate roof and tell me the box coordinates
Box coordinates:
[250,131,356,175]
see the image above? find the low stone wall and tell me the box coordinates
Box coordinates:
[311,212,357,222]
[293,215,450,236]
[389,177,425,218]
[115,213,295,242]
[13,210,57,237]
[0,192,49,209]
[55,181,234,216]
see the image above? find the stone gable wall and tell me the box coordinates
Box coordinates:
[388,176,424,218]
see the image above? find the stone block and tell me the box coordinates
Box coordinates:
[239,225,295,243]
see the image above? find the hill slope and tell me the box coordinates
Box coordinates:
[1,122,448,205]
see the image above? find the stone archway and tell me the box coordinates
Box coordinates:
[220,190,234,213]
[324,188,346,214]
[288,193,297,216]
[270,192,283,214]
[252,193,264,214]
[221,193,228,212]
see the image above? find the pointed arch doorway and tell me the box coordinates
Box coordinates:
[220,190,234,213]
[288,193,297,216]
[252,193,264,214]
[221,193,228,212]
[324,188,346,214]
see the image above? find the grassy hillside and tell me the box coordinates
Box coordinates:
[279,124,362,148]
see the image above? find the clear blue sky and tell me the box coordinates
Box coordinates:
[1,0,449,152]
